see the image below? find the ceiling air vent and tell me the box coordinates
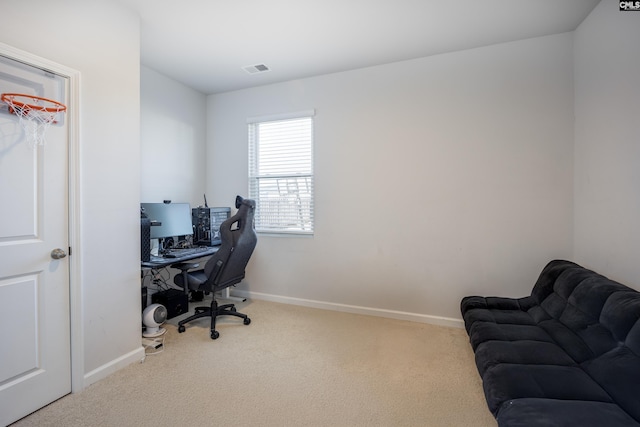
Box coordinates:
[242,64,270,74]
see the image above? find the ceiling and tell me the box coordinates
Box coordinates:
[118,0,600,95]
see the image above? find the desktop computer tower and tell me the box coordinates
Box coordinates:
[192,207,230,246]
[140,217,151,262]
[151,289,188,319]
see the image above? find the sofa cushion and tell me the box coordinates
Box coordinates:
[464,306,537,332]
[474,340,575,376]
[467,322,554,351]
[496,398,640,427]
[536,318,594,362]
[461,296,536,332]
[482,364,612,416]
[581,346,640,422]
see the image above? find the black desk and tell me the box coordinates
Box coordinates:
[141,246,219,269]
[141,247,219,300]
[141,245,244,303]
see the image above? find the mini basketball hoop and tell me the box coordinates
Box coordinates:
[1,93,67,146]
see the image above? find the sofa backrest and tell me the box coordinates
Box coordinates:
[530,260,580,303]
[600,290,640,346]
[530,260,640,360]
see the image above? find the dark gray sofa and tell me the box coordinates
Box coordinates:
[461,259,640,426]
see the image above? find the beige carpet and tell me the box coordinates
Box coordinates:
[12,299,497,427]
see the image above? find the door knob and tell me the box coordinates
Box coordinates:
[51,248,67,259]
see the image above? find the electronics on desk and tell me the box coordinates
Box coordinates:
[140,200,229,262]
[140,216,151,262]
[141,201,193,254]
[140,205,162,261]
[141,202,193,240]
[192,206,230,246]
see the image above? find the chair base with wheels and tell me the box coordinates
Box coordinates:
[177,297,251,340]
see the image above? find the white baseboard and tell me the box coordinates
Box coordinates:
[230,290,464,329]
[83,346,146,389]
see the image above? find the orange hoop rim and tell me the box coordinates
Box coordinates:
[1,92,67,114]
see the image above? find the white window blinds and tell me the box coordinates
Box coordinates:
[248,113,314,234]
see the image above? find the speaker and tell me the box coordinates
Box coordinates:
[140,217,151,262]
[151,289,189,319]
[192,207,230,246]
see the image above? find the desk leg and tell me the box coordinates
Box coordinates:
[222,287,246,303]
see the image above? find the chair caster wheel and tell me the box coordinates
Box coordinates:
[211,330,220,340]
[244,317,251,325]
[178,325,185,333]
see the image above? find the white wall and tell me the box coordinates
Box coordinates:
[573,2,640,289]
[1,0,143,386]
[140,66,207,207]
[207,33,575,322]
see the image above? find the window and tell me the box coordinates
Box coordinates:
[248,111,314,235]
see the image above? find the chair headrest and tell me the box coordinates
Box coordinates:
[235,195,256,209]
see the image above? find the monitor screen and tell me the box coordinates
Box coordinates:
[141,202,193,240]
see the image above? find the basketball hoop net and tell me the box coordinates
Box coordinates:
[1,93,67,147]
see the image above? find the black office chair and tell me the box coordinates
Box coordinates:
[173,196,257,339]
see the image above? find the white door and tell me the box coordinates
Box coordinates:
[0,54,71,426]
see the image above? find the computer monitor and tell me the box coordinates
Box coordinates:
[141,202,194,240]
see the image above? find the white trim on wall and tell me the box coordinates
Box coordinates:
[247,109,315,124]
[231,289,465,329]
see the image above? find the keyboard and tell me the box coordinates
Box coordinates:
[164,247,210,257]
